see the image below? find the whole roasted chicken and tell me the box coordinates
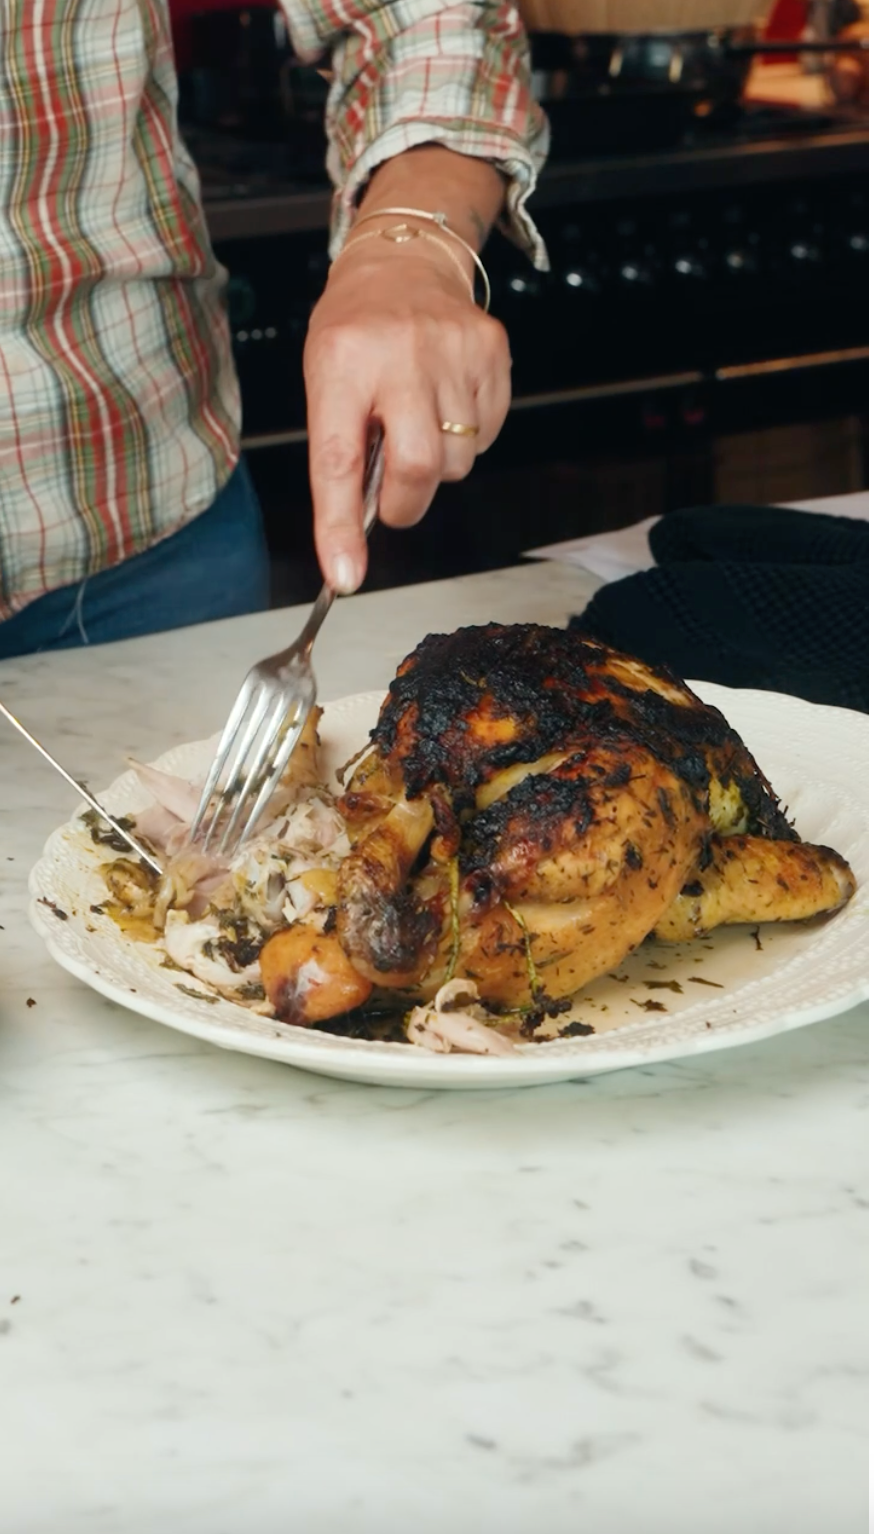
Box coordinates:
[260,624,855,1023]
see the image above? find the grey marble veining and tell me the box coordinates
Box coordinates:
[0,564,867,1534]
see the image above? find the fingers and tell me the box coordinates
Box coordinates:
[412,317,511,494]
[304,351,372,594]
[473,317,513,452]
[377,388,444,529]
[434,398,480,484]
[304,289,513,587]
[435,319,510,483]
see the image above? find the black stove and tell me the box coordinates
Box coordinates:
[185,95,867,603]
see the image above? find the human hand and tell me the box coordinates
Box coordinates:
[303,234,511,594]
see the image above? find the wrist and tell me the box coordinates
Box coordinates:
[337,209,491,312]
[330,223,475,302]
[351,208,475,256]
[357,147,505,252]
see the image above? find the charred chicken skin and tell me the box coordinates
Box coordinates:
[322,624,855,1014]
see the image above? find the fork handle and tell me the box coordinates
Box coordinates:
[296,578,338,656]
[296,428,385,658]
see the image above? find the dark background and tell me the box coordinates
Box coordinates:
[171,2,869,605]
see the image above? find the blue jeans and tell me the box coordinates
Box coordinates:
[0,458,270,661]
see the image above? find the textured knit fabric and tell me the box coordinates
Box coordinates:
[0,0,547,621]
[569,507,869,713]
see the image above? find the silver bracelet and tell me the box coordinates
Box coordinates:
[350,206,491,313]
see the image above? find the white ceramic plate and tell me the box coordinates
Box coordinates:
[29,685,868,1090]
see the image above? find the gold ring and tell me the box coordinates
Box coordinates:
[440,420,479,438]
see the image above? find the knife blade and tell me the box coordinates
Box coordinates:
[0,699,164,876]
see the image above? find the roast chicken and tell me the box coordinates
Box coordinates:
[259,624,855,1023]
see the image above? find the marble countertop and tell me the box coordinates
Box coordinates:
[0,564,866,1534]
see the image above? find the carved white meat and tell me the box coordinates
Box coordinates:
[406,980,517,1057]
[163,910,261,994]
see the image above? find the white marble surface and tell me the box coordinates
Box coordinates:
[0,564,867,1534]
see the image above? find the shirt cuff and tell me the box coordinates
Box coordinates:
[279,2,550,271]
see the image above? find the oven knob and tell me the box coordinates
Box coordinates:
[563,266,599,295]
[788,240,823,265]
[618,259,654,286]
[724,246,757,275]
[673,254,707,280]
[506,272,540,298]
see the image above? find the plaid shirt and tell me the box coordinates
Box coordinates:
[0,1,547,620]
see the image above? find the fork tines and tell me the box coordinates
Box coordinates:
[188,664,314,857]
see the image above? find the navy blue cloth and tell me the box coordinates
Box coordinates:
[0,458,270,660]
[569,506,868,713]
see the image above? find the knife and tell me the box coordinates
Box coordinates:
[0,699,164,876]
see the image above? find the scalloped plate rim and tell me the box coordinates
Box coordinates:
[27,681,869,1090]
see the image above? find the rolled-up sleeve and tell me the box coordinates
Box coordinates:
[279,1,549,268]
